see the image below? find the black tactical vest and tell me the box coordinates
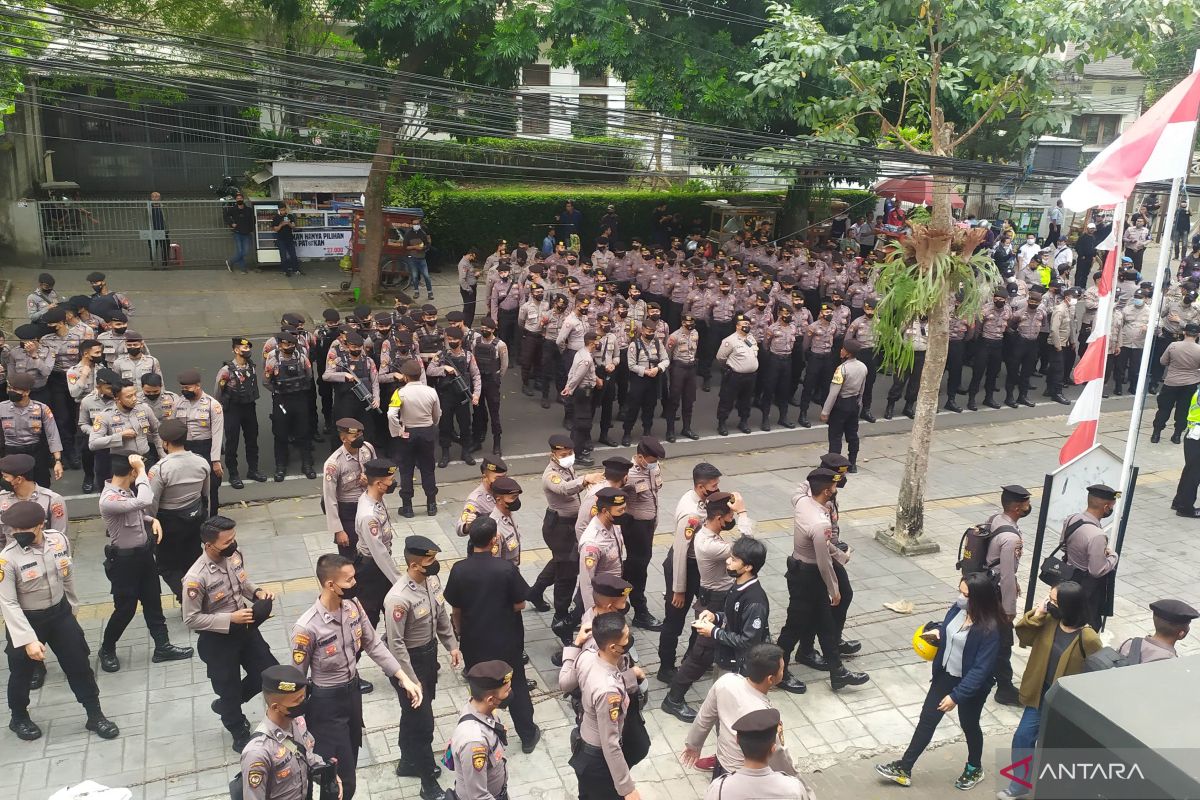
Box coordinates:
[223,361,260,403]
[273,354,310,395]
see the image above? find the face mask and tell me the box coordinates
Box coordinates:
[739,325,750,334]
[384,481,398,494]
[348,435,364,449]
[1133,299,1145,307]
[506,497,522,512]
[348,349,363,358]
[1047,601,1062,620]
[1028,304,1039,311]
[336,582,358,600]
[721,516,737,531]
[422,560,441,577]
[217,540,238,558]
[14,532,35,549]
[7,391,24,403]
[499,275,510,283]
[181,389,199,401]
[620,634,635,654]
[92,284,104,293]
[144,392,161,401]
[955,595,969,609]
[994,299,1006,307]
[726,566,743,578]
[284,698,308,718]
[781,314,792,322]
[558,453,576,470]
[497,696,511,709]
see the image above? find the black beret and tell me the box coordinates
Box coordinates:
[843,340,862,355]
[705,491,733,511]
[421,304,438,316]
[42,306,66,324]
[364,458,397,479]
[278,332,298,345]
[601,456,633,475]
[106,310,128,323]
[335,418,364,433]
[86,271,106,283]
[262,664,306,694]
[232,336,251,348]
[405,535,441,557]
[7,373,35,391]
[14,323,43,341]
[491,476,522,495]
[465,660,513,689]
[96,368,122,386]
[373,312,392,325]
[481,456,508,474]
[1086,484,1119,501]
[592,574,633,598]
[322,308,341,322]
[1001,484,1031,500]
[549,433,573,449]
[344,332,365,346]
[807,467,840,486]
[177,368,202,385]
[252,596,273,624]
[110,453,131,474]
[282,312,304,326]
[159,418,188,443]
[445,311,465,323]
[2,500,45,530]
[124,331,144,342]
[637,436,665,459]
[732,707,780,734]
[595,486,626,508]
[1150,599,1199,625]
[0,454,36,476]
[819,453,851,472]
[37,272,55,286]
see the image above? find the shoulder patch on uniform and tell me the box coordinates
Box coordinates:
[293,650,305,664]
[472,751,487,771]
[324,465,336,481]
[292,633,310,648]
[51,503,64,519]
[369,520,380,537]
[550,474,562,484]
[393,605,405,621]
[831,366,844,385]
[247,770,264,789]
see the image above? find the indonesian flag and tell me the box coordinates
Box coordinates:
[1061,69,1200,212]
[1059,247,1119,465]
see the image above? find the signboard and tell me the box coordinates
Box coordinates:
[294,229,352,258]
[1043,444,1123,539]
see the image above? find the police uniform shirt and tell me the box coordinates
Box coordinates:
[979,303,1013,340]
[542,460,587,516]
[140,389,180,422]
[99,473,154,548]
[97,330,130,361]
[716,333,759,373]
[41,330,81,373]
[321,443,377,534]
[792,495,839,597]
[694,519,752,592]
[78,390,114,436]
[666,327,699,364]
[263,352,313,395]
[593,332,618,373]
[174,392,225,457]
[574,482,607,540]
[90,402,160,457]
[579,657,634,795]
[148,450,211,513]
[27,289,59,322]
[1061,511,1118,578]
[984,512,1023,616]
[113,352,162,384]
[355,494,401,584]
[0,529,77,648]
[0,399,63,451]
[685,672,796,775]
[704,766,816,800]
[387,381,442,435]
[456,483,496,537]
[1011,305,1047,340]
[557,312,589,352]
[578,515,625,608]
[0,486,67,548]
[181,548,259,633]
[518,297,550,333]
[382,575,458,683]
[628,334,669,376]
[3,345,54,387]
[565,347,598,394]
[624,461,661,521]
[449,700,508,800]
[292,597,403,686]
[670,489,705,593]
[822,357,868,416]
[1117,636,1179,663]
[66,362,98,401]
[764,320,798,356]
[240,715,324,800]
[1161,339,1200,386]
[487,507,521,565]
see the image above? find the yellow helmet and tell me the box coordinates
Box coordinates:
[912,623,938,661]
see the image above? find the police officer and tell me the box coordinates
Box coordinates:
[1059,484,1120,630]
[444,519,542,752]
[215,337,265,489]
[623,437,665,631]
[183,514,278,752]
[352,459,402,629]
[88,380,161,487]
[1,372,64,487]
[112,330,160,384]
[322,418,377,558]
[0,453,68,547]
[845,298,878,422]
[68,340,105,485]
[577,487,628,610]
[96,453,193,672]
[96,310,132,362]
[487,476,525,566]
[38,306,82,468]
[799,304,837,426]
[293,553,421,800]
[387,360,442,518]
[4,325,53,405]
[313,309,342,434]
[821,340,868,471]
[175,368,224,511]
[240,665,336,800]
[263,332,315,481]
[149,418,211,599]
[703,708,817,799]
[564,331,602,465]
[1117,599,1200,663]
[984,484,1031,705]
[471,317,508,457]
[429,328,480,469]
[455,456,506,537]
[448,660,513,800]
[325,331,380,436]
[384,538,461,799]
[759,304,798,431]
[716,314,759,436]
[665,314,700,443]
[623,318,669,446]
[0,500,119,741]
[26,273,59,322]
[570,611,640,800]
[138,372,178,423]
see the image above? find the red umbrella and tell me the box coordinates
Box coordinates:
[873,176,965,209]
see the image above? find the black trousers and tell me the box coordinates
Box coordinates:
[788,343,807,400]
[197,626,278,732]
[223,400,259,477]
[716,370,753,423]
[536,509,581,618]
[1005,337,1038,395]
[1046,345,1067,395]
[101,546,168,651]
[393,425,438,501]
[994,615,1015,690]
[657,551,700,669]
[439,400,473,450]
[570,742,622,800]
[945,339,966,396]
[309,680,364,800]
[395,641,439,775]
[623,374,659,434]
[460,287,478,327]
[271,393,312,472]
[827,397,861,464]
[899,671,986,772]
[318,376,334,428]
[800,561,852,653]
[801,352,834,408]
[46,371,76,457]
[336,501,360,558]
[472,375,502,442]
[593,368,619,434]
[541,345,564,400]
[520,332,544,386]
[1173,436,1200,511]
[498,308,519,352]
[776,561,842,673]
[185,437,220,512]
[887,350,926,405]
[1154,383,1197,435]
[156,500,205,600]
[620,517,655,616]
[665,362,697,429]
[571,388,595,454]
[969,339,1005,397]
[1074,255,1094,288]
[670,589,727,692]
[352,558,391,631]
[1150,335,1175,387]
[758,352,791,415]
[1114,346,1143,392]
[6,599,99,716]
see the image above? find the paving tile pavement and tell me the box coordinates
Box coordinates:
[3,406,1198,799]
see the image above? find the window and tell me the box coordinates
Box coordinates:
[521,93,550,135]
[579,70,608,87]
[1071,114,1123,147]
[522,64,550,86]
[1109,84,1128,95]
[573,94,607,137]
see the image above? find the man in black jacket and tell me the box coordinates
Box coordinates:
[223,193,257,275]
[1074,222,1099,288]
[693,535,771,676]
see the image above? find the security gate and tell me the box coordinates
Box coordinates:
[37,198,240,269]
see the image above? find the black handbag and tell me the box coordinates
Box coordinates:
[1038,518,1088,587]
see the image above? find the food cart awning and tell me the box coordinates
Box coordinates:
[254,161,373,197]
[873,176,965,209]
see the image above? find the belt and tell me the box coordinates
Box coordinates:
[697,587,729,608]
[5,443,41,453]
[787,556,819,571]
[577,740,606,757]
[23,596,69,623]
[108,542,152,557]
[672,361,697,368]
[309,679,358,697]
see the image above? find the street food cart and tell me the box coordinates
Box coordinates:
[336,203,425,291]
[703,200,780,245]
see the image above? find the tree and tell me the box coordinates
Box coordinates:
[741,0,1187,551]
[0,3,49,133]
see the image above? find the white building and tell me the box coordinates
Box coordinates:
[515,60,628,139]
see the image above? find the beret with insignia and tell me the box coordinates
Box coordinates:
[177,368,202,385]
[0,454,36,477]
[262,664,306,694]
[465,659,513,689]
[364,458,397,479]
[1,500,45,530]
[405,535,440,557]
[159,418,188,444]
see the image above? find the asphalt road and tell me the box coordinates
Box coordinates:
[53,332,1138,518]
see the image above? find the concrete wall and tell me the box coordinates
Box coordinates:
[0,85,46,260]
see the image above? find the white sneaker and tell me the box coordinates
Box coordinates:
[225,259,232,272]
[996,790,1029,799]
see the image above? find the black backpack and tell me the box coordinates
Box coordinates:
[1083,638,1144,672]
[1038,518,1089,587]
[956,522,1016,580]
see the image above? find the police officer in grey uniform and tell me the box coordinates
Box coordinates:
[1059,483,1120,630]
[138,372,179,423]
[384,537,461,799]
[1116,599,1199,664]
[239,665,336,800]
[577,487,628,610]
[263,332,316,481]
[448,660,513,800]
[621,437,665,631]
[4,325,53,405]
[96,453,193,673]
[215,336,266,490]
[984,484,1031,706]
[149,418,211,599]
[354,458,403,629]
[292,553,420,800]
[821,340,868,471]
[0,453,68,548]
[0,500,119,741]
[716,314,759,436]
[37,306,82,468]
[321,418,377,558]
[175,368,225,512]
[665,314,700,442]
[703,708,817,800]
[455,456,506,537]
[1,372,64,488]
[89,380,161,487]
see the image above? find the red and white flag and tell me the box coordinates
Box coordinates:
[1061,70,1200,211]
[1059,245,1118,464]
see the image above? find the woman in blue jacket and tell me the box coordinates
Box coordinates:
[876,571,1005,790]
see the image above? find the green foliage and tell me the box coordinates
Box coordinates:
[389,186,783,261]
[0,5,49,133]
[390,172,458,208]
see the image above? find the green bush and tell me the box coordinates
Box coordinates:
[398,137,640,183]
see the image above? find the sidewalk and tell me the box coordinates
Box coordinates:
[3,405,1195,800]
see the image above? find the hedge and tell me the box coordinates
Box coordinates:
[399,137,639,183]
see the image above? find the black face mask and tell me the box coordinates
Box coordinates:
[1047,602,1062,620]
[506,497,523,512]
[14,532,36,549]
[217,541,238,558]
[726,566,743,578]
[7,391,24,404]
[721,516,737,531]
[994,299,1006,307]
[422,561,441,577]
[337,583,359,600]
[348,435,365,449]
[284,698,308,718]
[348,349,363,359]
[384,482,398,494]
[143,392,161,401]
[621,634,635,654]
[181,389,199,401]
[126,347,142,356]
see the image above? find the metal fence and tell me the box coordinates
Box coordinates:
[37,199,242,269]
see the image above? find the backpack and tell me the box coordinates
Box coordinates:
[1038,518,1089,587]
[1083,638,1144,672]
[956,522,1016,580]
